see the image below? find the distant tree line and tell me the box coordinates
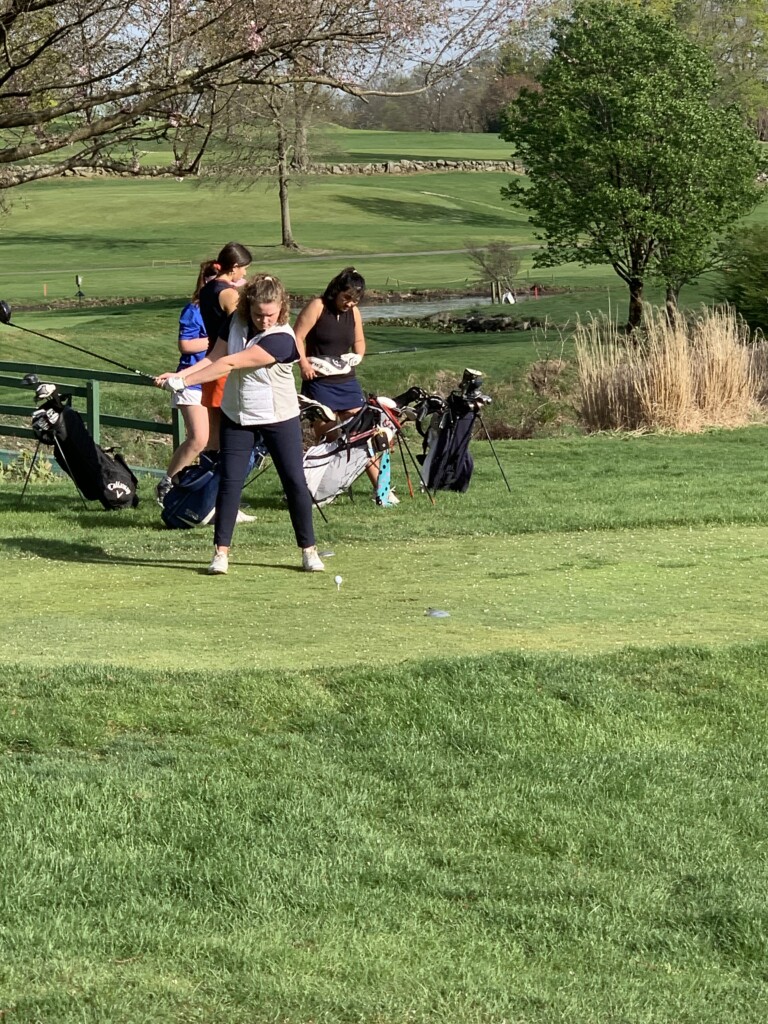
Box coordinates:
[338,0,768,137]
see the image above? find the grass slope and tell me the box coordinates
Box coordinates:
[2,165,761,306]
[3,645,768,1022]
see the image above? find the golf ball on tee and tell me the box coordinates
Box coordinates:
[334,575,343,589]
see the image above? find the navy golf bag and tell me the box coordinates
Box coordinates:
[396,369,492,493]
[160,451,220,529]
[31,388,139,510]
[160,443,268,529]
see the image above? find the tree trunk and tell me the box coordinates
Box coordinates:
[665,283,680,324]
[277,127,298,250]
[292,120,309,172]
[628,278,644,330]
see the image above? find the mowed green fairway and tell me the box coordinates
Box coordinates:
[4,430,768,1022]
[4,427,768,671]
[3,130,768,1023]
[0,171,530,303]
[3,453,768,668]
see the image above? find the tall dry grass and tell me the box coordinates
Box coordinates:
[575,306,761,432]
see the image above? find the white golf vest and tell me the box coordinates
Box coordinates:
[220,314,300,426]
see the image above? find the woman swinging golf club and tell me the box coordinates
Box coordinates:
[155,272,325,576]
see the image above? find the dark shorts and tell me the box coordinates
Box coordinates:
[302,377,366,412]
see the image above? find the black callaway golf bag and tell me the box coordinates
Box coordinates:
[396,368,492,493]
[29,380,139,509]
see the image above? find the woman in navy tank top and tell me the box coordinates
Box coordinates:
[198,241,252,449]
[295,267,387,496]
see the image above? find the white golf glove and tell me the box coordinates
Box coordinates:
[163,375,186,394]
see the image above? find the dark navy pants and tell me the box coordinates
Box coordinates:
[215,413,315,550]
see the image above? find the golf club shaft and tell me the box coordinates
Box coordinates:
[3,318,154,379]
[368,347,419,357]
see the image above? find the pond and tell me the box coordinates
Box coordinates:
[289,295,528,321]
[360,296,497,320]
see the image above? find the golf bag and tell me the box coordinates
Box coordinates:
[396,368,492,493]
[30,385,139,510]
[160,443,268,529]
[302,396,401,506]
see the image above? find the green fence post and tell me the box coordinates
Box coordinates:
[172,407,182,449]
[86,379,100,444]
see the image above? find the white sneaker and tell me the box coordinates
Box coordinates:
[373,490,400,507]
[210,508,256,525]
[208,551,229,575]
[301,546,325,572]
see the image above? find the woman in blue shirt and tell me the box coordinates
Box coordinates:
[155,261,217,504]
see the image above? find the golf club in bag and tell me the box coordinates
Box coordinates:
[396,368,511,493]
[300,393,428,507]
[22,375,139,509]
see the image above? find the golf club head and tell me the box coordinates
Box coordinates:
[0,300,12,325]
[22,373,40,388]
[35,382,59,402]
[297,394,336,423]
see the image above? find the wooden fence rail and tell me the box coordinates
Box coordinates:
[0,360,182,451]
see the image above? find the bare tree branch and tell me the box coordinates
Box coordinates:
[0,0,533,189]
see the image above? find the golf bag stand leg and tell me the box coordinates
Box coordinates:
[18,440,43,506]
[477,414,512,493]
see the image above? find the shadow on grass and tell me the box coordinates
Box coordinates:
[2,535,207,571]
[1,494,157,525]
[336,195,506,230]
[1,493,81,514]
[3,536,310,574]
[365,330,538,354]
[5,232,156,251]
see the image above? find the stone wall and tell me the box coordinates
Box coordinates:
[300,159,520,176]
[9,158,521,181]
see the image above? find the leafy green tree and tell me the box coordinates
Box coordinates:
[717,224,768,333]
[673,0,768,118]
[501,0,763,328]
